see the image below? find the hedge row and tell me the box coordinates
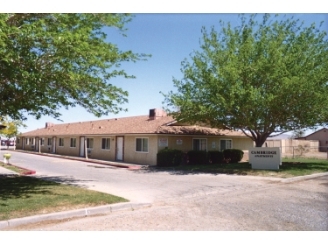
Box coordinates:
[157,148,244,167]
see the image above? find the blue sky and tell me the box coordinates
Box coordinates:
[17,12,328,135]
[20,13,328,132]
[19,14,245,132]
[3,0,327,135]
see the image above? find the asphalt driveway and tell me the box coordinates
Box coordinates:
[3,151,328,230]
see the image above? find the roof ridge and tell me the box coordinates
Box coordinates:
[45,115,154,127]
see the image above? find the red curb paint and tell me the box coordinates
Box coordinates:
[8,164,36,176]
[22,170,36,175]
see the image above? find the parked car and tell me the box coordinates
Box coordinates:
[1,140,14,146]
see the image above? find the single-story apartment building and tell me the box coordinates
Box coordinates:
[16,109,254,165]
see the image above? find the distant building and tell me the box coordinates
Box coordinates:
[296,128,328,152]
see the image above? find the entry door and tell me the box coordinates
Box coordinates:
[116,137,124,161]
[35,137,39,152]
[52,137,56,153]
[80,137,85,157]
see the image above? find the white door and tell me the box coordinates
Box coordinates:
[80,137,85,157]
[116,137,124,161]
[35,137,39,152]
[52,137,56,153]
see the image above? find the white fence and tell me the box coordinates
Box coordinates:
[244,139,328,159]
[264,139,319,154]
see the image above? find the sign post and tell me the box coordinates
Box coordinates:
[249,147,281,170]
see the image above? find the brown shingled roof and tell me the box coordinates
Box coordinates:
[156,125,245,136]
[20,115,246,137]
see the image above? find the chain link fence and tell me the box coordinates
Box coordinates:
[263,139,328,159]
[282,146,328,159]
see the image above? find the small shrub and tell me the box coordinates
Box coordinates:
[187,150,208,165]
[157,148,184,167]
[223,149,244,163]
[294,144,309,157]
[208,151,224,164]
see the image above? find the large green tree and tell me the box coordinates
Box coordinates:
[0,13,148,120]
[164,14,328,147]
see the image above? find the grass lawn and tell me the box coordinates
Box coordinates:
[155,157,328,178]
[0,164,128,221]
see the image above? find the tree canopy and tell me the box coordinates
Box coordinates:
[163,14,328,147]
[0,116,26,140]
[0,13,148,121]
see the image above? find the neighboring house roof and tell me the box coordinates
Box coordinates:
[301,127,328,139]
[20,114,246,138]
[267,133,292,140]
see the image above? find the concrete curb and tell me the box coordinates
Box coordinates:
[281,172,328,183]
[0,202,151,230]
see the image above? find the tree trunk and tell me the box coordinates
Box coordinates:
[254,133,270,147]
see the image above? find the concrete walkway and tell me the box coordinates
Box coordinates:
[9,149,146,170]
[0,165,18,176]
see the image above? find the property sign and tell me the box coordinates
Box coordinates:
[249,147,281,170]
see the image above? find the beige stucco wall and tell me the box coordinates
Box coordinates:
[16,134,254,166]
[15,137,23,149]
[123,135,159,165]
[53,136,80,157]
[158,135,253,152]
[17,137,36,151]
[83,136,116,161]
[231,137,254,150]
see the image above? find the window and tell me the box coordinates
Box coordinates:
[47,138,52,146]
[220,139,232,151]
[30,138,35,145]
[41,138,45,146]
[16,138,20,144]
[136,138,148,152]
[59,138,64,147]
[101,138,110,150]
[87,138,93,149]
[70,138,76,148]
[25,138,29,145]
[193,139,207,151]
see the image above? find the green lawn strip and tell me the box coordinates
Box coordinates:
[0,162,25,175]
[156,158,328,178]
[0,176,128,221]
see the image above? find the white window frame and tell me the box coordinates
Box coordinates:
[220,139,232,151]
[192,138,207,151]
[47,138,52,146]
[86,138,94,149]
[59,138,64,147]
[40,138,45,146]
[136,138,149,153]
[101,138,110,150]
[70,138,76,148]
[25,138,29,145]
